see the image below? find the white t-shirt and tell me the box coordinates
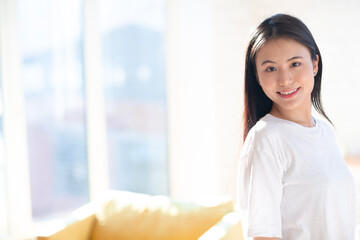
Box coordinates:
[238,114,356,239]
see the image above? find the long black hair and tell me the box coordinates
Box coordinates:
[243,13,332,142]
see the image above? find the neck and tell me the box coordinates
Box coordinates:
[270,104,313,127]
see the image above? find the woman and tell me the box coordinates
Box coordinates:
[238,14,356,239]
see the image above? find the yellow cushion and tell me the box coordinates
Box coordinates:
[91,191,233,240]
[37,214,96,240]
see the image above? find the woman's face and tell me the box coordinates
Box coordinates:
[255,38,318,116]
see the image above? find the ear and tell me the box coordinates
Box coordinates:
[313,55,319,76]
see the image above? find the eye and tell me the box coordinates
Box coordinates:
[265,66,276,72]
[291,62,301,67]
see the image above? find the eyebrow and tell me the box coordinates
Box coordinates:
[260,56,304,66]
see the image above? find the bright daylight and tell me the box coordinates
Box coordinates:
[0,0,359,239]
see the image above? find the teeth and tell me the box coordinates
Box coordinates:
[280,89,297,95]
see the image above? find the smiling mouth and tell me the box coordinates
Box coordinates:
[277,87,300,97]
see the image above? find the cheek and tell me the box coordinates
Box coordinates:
[308,79,315,93]
[296,71,315,90]
[258,75,276,92]
[258,79,278,101]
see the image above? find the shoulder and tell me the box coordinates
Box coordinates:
[245,115,284,146]
[242,114,286,158]
[314,116,336,136]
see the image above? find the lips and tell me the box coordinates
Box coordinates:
[277,87,300,98]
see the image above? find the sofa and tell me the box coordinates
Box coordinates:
[36,190,243,240]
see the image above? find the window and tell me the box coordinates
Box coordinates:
[2,0,169,236]
[97,0,169,195]
[17,0,89,220]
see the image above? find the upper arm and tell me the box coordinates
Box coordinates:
[238,144,284,238]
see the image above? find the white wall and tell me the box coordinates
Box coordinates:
[167,0,248,201]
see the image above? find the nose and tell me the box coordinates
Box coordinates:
[278,69,293,86]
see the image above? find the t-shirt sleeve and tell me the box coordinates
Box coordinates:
[238,141,284,238]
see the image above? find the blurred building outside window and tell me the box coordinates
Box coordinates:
[17,0,89,220]
[97,0,169,195]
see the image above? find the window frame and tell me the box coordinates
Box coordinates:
[0,0,33,237]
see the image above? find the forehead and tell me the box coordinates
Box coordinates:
[256,38,311,64]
